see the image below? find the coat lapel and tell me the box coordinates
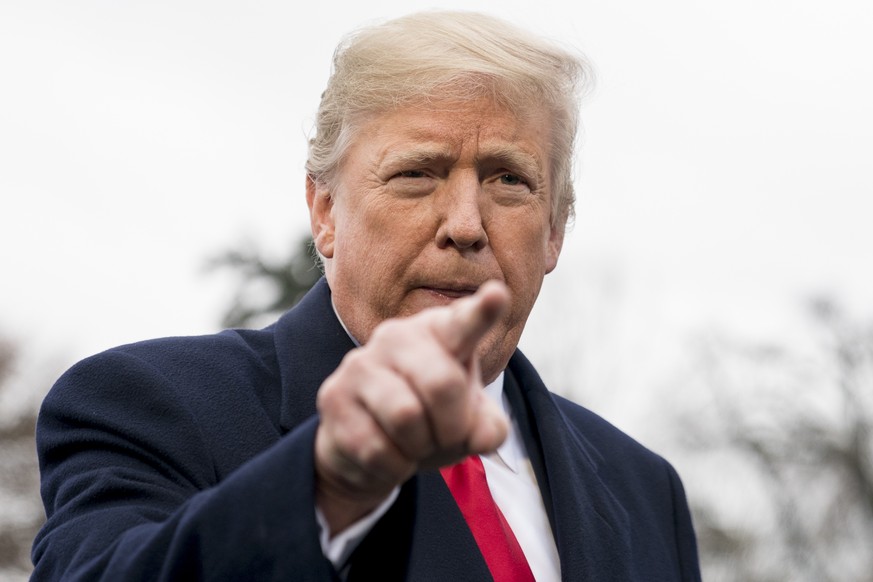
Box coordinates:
[506,353,634,581]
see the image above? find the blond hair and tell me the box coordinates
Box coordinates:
[306,11,593,228]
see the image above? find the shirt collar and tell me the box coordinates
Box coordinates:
[483,372,522,473]
[331,297,362,347]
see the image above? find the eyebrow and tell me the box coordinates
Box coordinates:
[377,142,547,184]
[379,144,457,169]
[477,145,546,184]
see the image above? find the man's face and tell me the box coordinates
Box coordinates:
[308,98,565,382]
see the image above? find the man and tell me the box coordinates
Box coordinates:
[32,11,701,581]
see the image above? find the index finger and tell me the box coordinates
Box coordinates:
[430,280,510,362]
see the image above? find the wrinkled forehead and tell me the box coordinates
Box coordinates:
[343,94,555,163]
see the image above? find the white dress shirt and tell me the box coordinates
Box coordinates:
[481,374,561,582]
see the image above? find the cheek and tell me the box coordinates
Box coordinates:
[495,224,552,271]
[349,190,431,239]
[492,229,552,310]
[333,213,415,289]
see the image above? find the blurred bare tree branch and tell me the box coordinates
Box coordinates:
[677,298,873,582]
[0,339,44,582]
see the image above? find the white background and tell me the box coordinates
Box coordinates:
[1,0,871,433]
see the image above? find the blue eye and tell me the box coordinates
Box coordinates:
[500,174,524,186]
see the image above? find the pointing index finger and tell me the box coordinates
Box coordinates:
[432,280,510,362]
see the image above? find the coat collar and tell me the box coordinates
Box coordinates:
[272,277,356,433]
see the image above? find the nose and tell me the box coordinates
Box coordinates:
[435,177,488,251]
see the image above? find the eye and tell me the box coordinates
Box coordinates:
[499,173,526,186]
[388,168,436,198]
[396,170,427,179]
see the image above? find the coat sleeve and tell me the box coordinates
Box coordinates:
[31,348,337,582]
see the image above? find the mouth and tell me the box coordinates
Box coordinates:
[421,286,478,300]
[413,276,490,304]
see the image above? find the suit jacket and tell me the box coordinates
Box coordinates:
[32,278,700,581]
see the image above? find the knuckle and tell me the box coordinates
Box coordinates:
[333,417,389,466]
[423,367,467,405]
[339,348,369,373]
[335,420,372,459]
[356,436,387,466]
[435,415,469,446]
[388,398,425,431]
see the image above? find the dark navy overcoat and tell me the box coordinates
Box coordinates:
[32,279,700,581]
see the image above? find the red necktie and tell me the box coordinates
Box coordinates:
[440,455,536,581]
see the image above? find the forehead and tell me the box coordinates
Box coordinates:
[349,98,553,168]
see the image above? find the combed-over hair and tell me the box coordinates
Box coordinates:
[305,11,593,228]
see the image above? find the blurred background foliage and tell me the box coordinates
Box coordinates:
[1,236,870,581]
[0,340,43,580]
[204,236,323,330]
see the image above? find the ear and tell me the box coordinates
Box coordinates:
[306,175,336,259]
[544,222,565,274]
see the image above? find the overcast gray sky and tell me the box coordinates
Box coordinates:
[2,0,871,426]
